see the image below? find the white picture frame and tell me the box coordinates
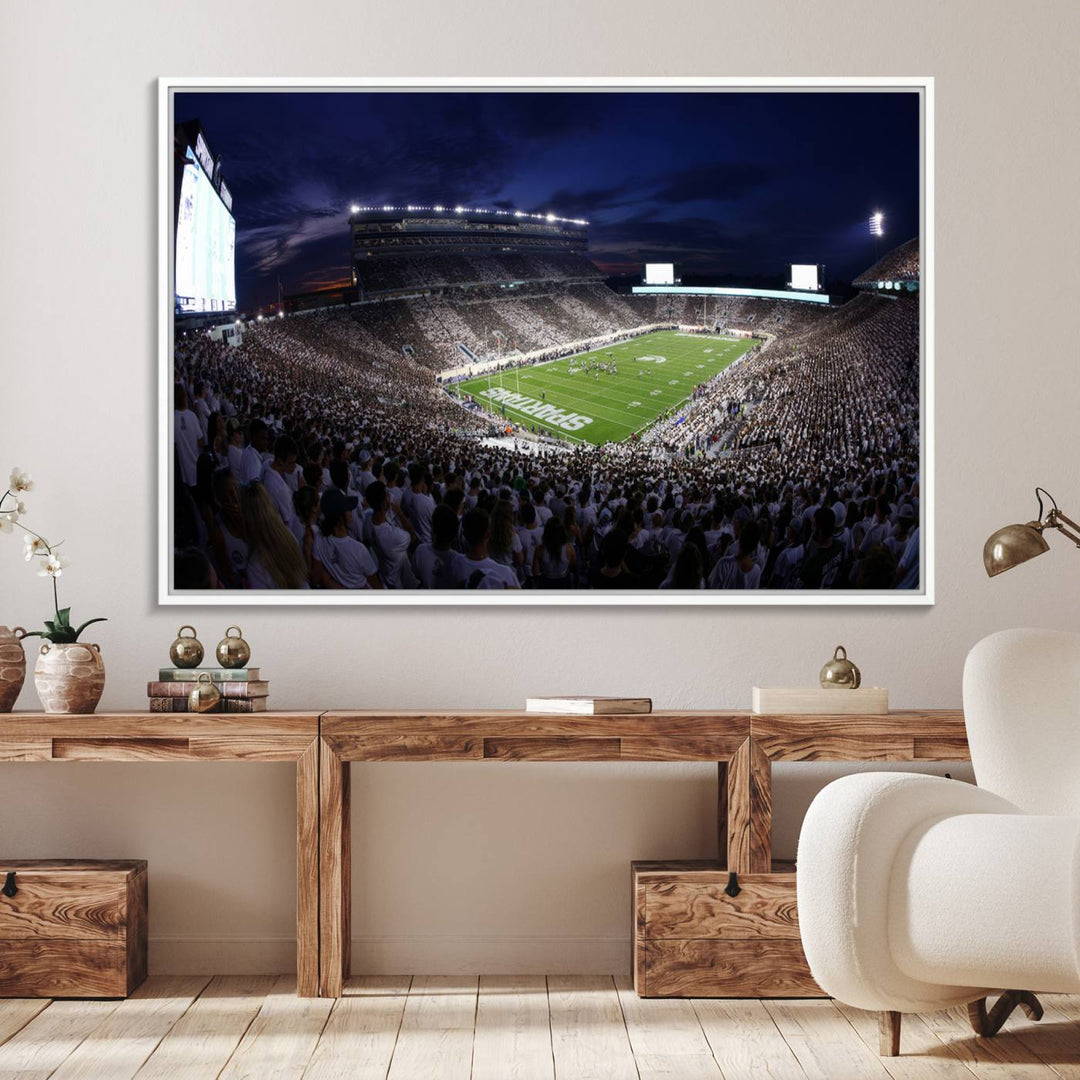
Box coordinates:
[159,76,933,606]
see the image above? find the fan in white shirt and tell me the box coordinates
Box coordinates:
[405,464,436,545]
[239,419,270,486]
[411,503,462,589]
[173,385,202,489]
[366,480,417,588]
[452,508,520,589]
[312,488,381,590]
[262,434,301,534]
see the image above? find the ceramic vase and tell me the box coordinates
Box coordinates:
[34,642,106,714]
[0,626,27,712]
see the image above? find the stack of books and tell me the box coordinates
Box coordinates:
[524,696,651,715]
[148,668,269,713]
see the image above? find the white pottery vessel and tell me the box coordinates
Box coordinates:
[34,642,106,714]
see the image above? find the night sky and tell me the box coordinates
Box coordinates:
[175,90,920,311]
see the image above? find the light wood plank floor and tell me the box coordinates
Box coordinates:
[1,976,1078,1080]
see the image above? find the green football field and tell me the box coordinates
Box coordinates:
[454,331,758,446]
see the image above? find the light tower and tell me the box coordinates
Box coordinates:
[869,210,885,259]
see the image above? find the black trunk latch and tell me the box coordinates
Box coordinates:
[2,871,16,898]
[724,871,741,898]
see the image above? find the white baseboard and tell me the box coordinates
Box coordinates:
[148,935,630,975]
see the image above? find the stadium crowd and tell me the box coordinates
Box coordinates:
[173,247,921,592]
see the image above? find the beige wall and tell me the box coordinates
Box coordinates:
[2,0,1077,973]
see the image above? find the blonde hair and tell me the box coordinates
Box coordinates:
[241,483,308,589]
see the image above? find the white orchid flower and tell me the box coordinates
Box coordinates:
[38,552,69,578]
[0,514,13,534]
[23,534,49,560]
[8,469,34,493]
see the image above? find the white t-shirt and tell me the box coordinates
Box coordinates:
[770,543,804,588]
[315,532,378,589]
[408,491,436,545]
[262,466,298,532]
[217,518,249,578]
[517,525,542,576]
[897,527,920,589]
[373,520,413,588]
[174,408,201,487]
[412,544,458,590]
[239,445,266,486]
[227,443,244,483]
[452,554,520,589]
[193,397,212,440]
[708,557,762,589]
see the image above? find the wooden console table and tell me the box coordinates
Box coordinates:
[0,712,322,997]
[318,709,969,998]
[2,708,971,999]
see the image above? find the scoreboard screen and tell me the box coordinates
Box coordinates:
[175,147,236,314]
[789,264,821,291]
[645,263,675,285]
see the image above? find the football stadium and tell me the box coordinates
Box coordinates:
[171,101,922,596]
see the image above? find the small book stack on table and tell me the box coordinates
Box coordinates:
[147,668,269,713]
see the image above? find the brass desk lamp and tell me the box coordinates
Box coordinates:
[984,488,1080,577]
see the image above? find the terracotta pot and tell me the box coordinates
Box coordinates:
[34,642,106,714]
[0,626,27,713]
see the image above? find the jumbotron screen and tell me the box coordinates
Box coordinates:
[175,147,236,313]
[789,263,821,291]
[644,262,675,285]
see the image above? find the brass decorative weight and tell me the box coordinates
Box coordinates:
[188,672,221,713]
[820,645,861,689]
[215,626,250,669]
[169,625,204,669]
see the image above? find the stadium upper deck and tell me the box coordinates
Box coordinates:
[350,205,588,256]
[350,205,594,298]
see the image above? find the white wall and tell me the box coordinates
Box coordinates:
[2,0,1078,974]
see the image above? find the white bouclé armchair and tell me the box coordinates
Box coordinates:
[797,628,1080,1055]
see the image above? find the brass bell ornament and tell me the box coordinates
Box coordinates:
[216,626,251,669]
[188,672,221,713]
[169,625,204,669]
[820,645,861,689]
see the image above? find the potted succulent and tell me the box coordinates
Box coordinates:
[1,468,107,714]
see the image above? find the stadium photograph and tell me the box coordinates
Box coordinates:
[164,80,928,602]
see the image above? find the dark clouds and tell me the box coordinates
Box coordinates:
[650,162,772,205]
[176,90,920,308]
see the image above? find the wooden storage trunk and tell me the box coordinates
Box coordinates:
[632,860,822,998]
[0,859,148,998]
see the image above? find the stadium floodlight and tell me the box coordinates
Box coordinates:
[349,204,360,214]
[545,213,556,222]
[454,205,464,214]
[870,211,885,237]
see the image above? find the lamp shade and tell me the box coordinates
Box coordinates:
[983,522,1050,577]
